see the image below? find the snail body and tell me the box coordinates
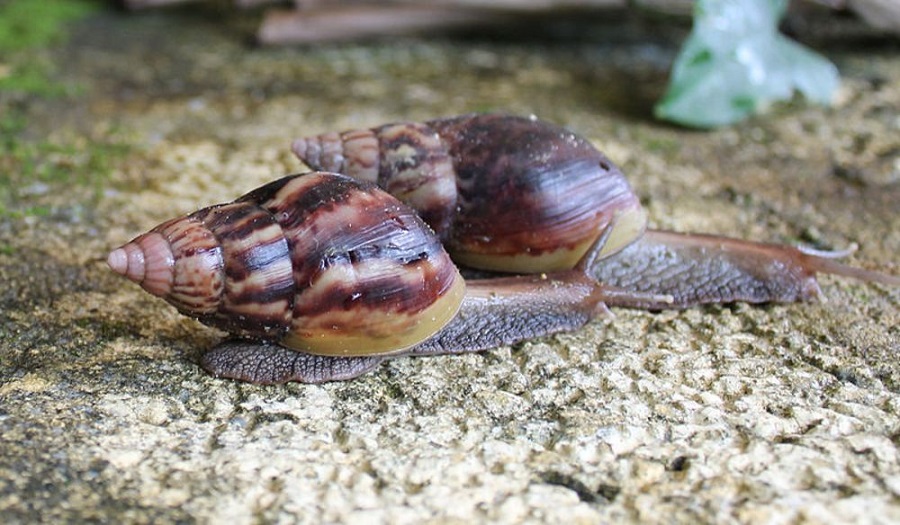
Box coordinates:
[293,114,899,308]
[108,115,898,384]
[108,171,628,383]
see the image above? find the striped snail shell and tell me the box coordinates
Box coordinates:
[292,113,646,273]
[106,172,466,357]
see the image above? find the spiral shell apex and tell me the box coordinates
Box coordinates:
[292,113,647,273]
[108,172,466,357]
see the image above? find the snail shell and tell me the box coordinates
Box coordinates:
[292,113,646,273]
[107,172,466,357]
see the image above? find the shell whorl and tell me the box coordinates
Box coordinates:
[109,172,466,357]
[292,113,646,273]
[292,122,458,237]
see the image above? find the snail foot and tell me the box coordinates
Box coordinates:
[200,339,385,384]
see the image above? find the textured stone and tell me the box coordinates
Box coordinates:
[0,6,897,525]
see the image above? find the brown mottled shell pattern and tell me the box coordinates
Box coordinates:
[107,113,899,383]
[292,113,647,273]
[112,172,466,357]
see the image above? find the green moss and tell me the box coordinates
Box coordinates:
[0,60,73,97]
[0,0,98,96]
[0,111,130,219]
[0,0,97,53]
[0,1,125,219]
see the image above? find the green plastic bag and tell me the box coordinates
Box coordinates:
[655,0,839,128]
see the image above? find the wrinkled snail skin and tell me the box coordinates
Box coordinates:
[108,117,899,384]
[199,341,387,385]
[596,230,900,309]
[293,113,899,308]
[200,268,610,385]
[292,113,648,273]
[592,231,823,310]
[110,171,623,384]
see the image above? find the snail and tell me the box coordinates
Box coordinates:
[107,115,898,384]
[291,113,899,309]
[107,171,661,384]
[291,113,646,274]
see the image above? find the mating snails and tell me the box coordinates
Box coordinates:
[292,113,899,308]
[107,171,649,384]
[108,114,898,384]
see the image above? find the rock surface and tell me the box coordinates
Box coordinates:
[0,7,898,524]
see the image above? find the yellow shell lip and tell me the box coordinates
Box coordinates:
[280,274,467,357]
[452,205,648,274]
[597,205,647,259]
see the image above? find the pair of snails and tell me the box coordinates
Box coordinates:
[107,114,899,384]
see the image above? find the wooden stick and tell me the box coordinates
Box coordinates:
[123,0,896,41]
[120,0,849,12]
[120,0,204,9]
[258,4,520,45]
